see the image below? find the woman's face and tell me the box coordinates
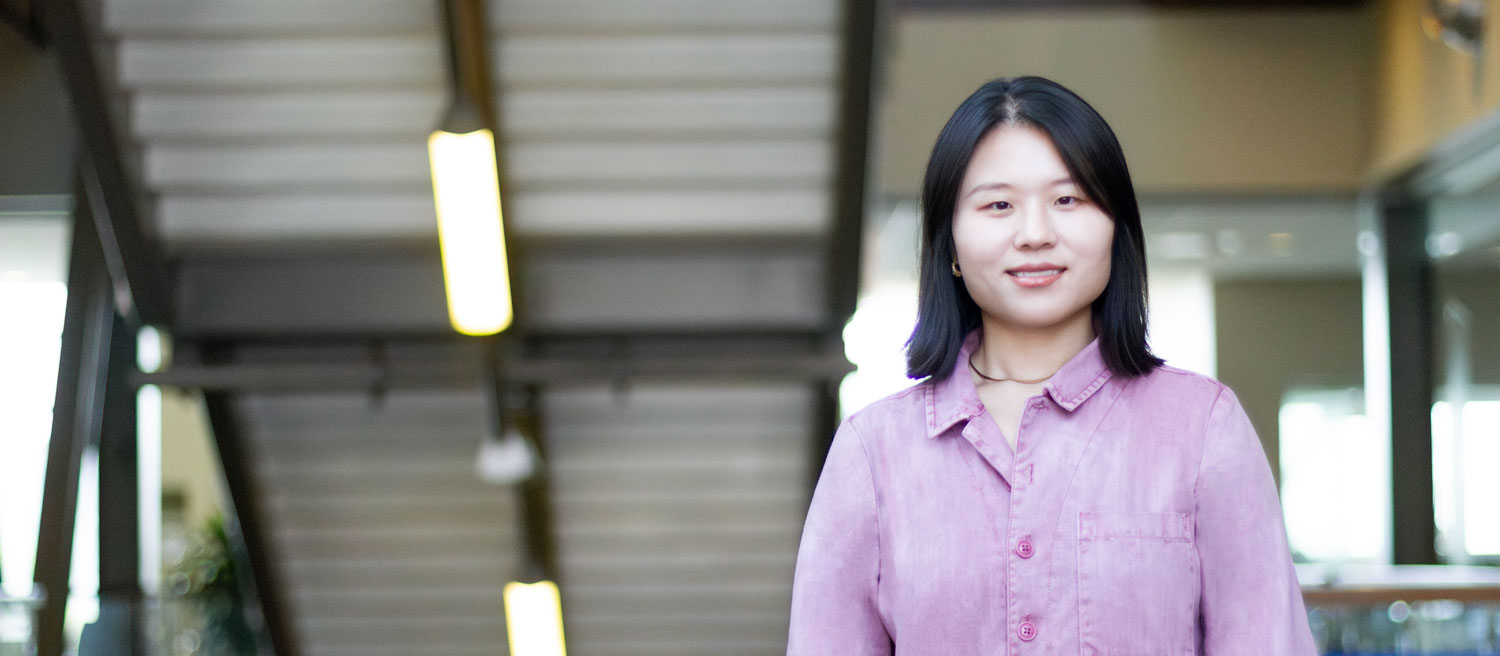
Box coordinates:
[951,125,1114,334]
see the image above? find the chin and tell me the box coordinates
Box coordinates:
[991,305,1095,334]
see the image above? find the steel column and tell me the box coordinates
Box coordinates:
[1381,194,1439,565]
[824,0,880,334]
[34,182,114,656]
[95,310,144,654]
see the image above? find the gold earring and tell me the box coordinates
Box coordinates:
[951,260,962,278]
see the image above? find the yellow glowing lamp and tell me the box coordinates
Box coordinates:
[503,580,567,656]
[427,122,514,336]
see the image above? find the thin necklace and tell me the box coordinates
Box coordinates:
[968,352,1055,385]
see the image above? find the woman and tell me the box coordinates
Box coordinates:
[787,77,1315,654]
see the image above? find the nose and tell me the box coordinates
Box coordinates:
[1014,203,1057,249]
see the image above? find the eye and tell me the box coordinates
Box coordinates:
[1056,196,1082,207]
[983,201,1012,211]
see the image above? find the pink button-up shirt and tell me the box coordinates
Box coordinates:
[788,334,1316,654]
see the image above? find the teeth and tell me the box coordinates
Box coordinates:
[1011,269,1062,278]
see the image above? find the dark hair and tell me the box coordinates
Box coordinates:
[905,76,1162,380]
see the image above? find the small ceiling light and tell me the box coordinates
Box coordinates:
[477,424,536,485]
[1269,232,1294,257]
[1153,231,1211,260]
[1427,231,1464,258]
[1215,230,1242,256]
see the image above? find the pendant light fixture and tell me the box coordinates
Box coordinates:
[430,0,513,336]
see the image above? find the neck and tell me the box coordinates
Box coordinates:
[973,309,1095,384]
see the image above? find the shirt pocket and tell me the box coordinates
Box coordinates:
[1077,511,1198,656]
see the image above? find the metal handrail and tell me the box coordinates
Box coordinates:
[1299,564,1500,606]
[0,586,47,609]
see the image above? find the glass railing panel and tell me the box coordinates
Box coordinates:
[0,589,44,656]
[1302,564,1500,654]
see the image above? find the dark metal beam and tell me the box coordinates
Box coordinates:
[811,0,880,500]
[43,0,173,326]
[825,0,879,335]
[503,380,560,583]
[34,183,113,656]
[171,244,824,340]
[136,345,854,392]
[0,0,45,47]
[200,382,300,656]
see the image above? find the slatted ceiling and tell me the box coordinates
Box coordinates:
[106,0,836,37]
[554,499,796,527]
[543,383,806,656]
[568,619,792,649]
[237,381,810,656]
[237,390,520,656]
[501,88,837,138]
[117,35,833,91]
[242,389,487,429]
[563,582,793,615]
[158,189,829,243]
[108,0,841,246]
[280,557,512,590]
[135,88,836,142]
[293,588,504,618]
[529,255,823,329]
[116,38,438,90]
[497,35,836,86]
[306,648,497,656]
[145,139,832,192]
[157,193,424,242]
[291,619,503,651]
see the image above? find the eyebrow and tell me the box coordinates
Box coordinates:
[962,178,1075,199]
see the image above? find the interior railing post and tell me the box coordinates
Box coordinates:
[90,310,144,653]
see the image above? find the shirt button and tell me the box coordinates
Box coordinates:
[1016,537,1035,559]
[1017,621,1037,642]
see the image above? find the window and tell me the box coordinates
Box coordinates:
[1279,388,1390,563]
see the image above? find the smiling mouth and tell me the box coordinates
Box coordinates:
[1006,266,1066,287]
[1009,269,1064,278]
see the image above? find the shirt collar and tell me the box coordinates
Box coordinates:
[924,331,1114,438]
[1042,335,1113,412]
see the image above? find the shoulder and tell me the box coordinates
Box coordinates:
[1127,363,1235,408]
[1116,364,1249,440]
[839,380,932,450]
[844,381,927,431]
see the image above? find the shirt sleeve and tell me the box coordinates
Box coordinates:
[1195,387,1318,655]
[786,418,891,655]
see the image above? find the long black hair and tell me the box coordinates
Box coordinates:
[905,76,1162,380]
